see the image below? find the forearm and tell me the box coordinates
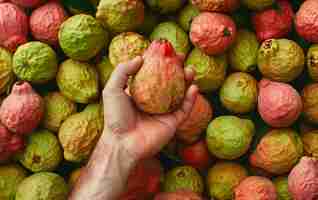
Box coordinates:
[68,132,136,200]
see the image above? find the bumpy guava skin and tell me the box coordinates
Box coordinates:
[302,83,318,125]
[307,44,318,82]
[273,176,293,200]
[178,4,200,32]
[301,130,318,158]
[191,0,239,12]
[0,47,14,95]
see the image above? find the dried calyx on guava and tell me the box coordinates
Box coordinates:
[178,4,200,32]
[0,47,15,95]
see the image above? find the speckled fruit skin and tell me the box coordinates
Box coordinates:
[13,42,58,83]
[301,130,318,158]
[177,95,213,144]
[154,190,203,200]
[164,166,204,194]
[0,3,28,52]
[146,0,183,14]
[273,176,292,200]
[190,12,237,55]
[96,56,114,87]
[250,128,303,175]
[234,176,277,200]
[242,0,274,11]
[295,0,318,43]
[179,140,213,170]
[30,2,68,46]
[207,162,248,200]
[206,116,255,160]
[307,45,318,82]
[229,29,259,72]
[302,83,318,124]
[178,4,200,32]
[191,0,239,12]
[252,0,294,42]
[0,82,44,135]
[0,164,27,200]
[97,0,144,33]
[109,32,149,67]
[258,39,305,82]
[185,48,227,92]
[18,129,62,172]
[59,104,103,162]
[59,14,108,61]
[10,0,45,8]
[220,72,258,114]
[43,92,77,133]
[258,79,302,127]
[15,172,69,200]
[150,22,190,58]
[0,47,14,95]
[57,59,99,104]
[119,158,163,200]
[288,157,318,200]
[130,40,185,114]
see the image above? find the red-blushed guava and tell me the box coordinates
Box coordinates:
[273,176,292,200]
[250,128,303,175]
[10,0,45,8]
[301,130,318,159]
[96,56,114,87]
[146,0,183,14]
[307,44,318,82]
[302,83,318,125]
[190,12,237,55]
[242,0,274,11]
[191,0,239,13]
[0,47,15,95]
[154,190,203,200]
[178,4,200,32]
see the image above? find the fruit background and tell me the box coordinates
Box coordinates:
[0,0,318,199]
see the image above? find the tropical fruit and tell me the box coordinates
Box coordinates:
[68,167,83,188]
[154,190,203,200]
[302,83,318,125]
[273,176,292,200]
[96,56,115,87]
[191,0,239,13]
[241,0,274,11]
[130,40,185,114]
[307,44,318,82]
[137,10,159,35]
[178,4,200,32]
[146,0,183,14]
[0,47,15,95]
[10,0,45,8]
[301,130,318,158]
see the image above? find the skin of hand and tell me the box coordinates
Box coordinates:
[68,56,199,200]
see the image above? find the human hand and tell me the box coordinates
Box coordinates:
[102,56,199,161]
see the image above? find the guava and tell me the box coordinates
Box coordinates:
[15,172,69,200]
[241,0,274,11]
[96,0,144,33]
[185,48,227,92]
[43,92,77,132]
[59,14,108,61]
[146,0,184,14]
[229,29,259,72]
[18,129,63,172]
[273,176,292,200]
[0,47,14,95]
[191,0,239,12]
[0,164,27,200]
[109,32,150,67]
[220,72,258,114]
[206,116,255,160]
[163,166,204,194]
[207,162,248,200]
[10,0,46,8]
[257,39,305,82]
[13,42,58,84]
[301,130,318,158]
[150,22,190,58]
[250,128,304,175]
[302,83,318,124]
[96,56,115,87]
[59,104,104,162]
[137,10,159,35]
[57,59,99,104]
[307,44,318,82]
[154,190,203,200]
[178,4,199,32]
[68,167,84,188]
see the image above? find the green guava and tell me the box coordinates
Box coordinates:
[0,164,27,200]
[301,130,318,159]
[307,44,318,82]
[57,59,99,104]
[13,42,58,84]
[229,29,259,72]
[59,14,108,61]
[220,72,258,114]
[185,48,228,92]
[43,92,77,132]
[206,116,255,160]
[0,47,15,95]
[164,166,204,194]
[273,176,292,200]
[146,0,184,14]
[150,21,190,57]
[137,10,159,35]
[109,32,150,67]
[258,39,305,82]
[207,162,248,200]
[15,172,69,200]
[96,56,115,87]
[18,129,63,172]
[59,104,104,162]
[242,0,275,10]
[178,4,200,32]
[96,0,145,33]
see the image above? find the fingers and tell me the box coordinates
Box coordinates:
[184,67,195,86]
[173,85,199,125]
[104,56,143,92]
